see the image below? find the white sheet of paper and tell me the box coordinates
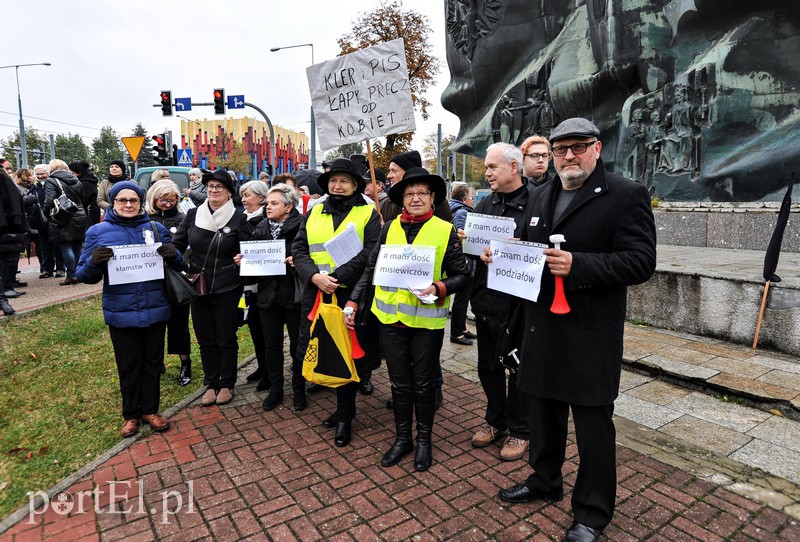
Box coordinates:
[239,240,286,276]
[178,197,196,214]
[462,213,517,256]
[324,223,363,267]
[107,243,164,286]
[487,239,547,302]
[373,244,436,290]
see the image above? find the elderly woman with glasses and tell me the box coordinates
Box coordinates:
[347,167,470,471]
[172,170,252,406]
[77,181,184,438]
[146,179,193,386]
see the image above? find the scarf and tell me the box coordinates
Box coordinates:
[107,173,129,183]
[245,206,264,221]
[268,218,284,240]
[195,198,236,232]
[400,208,433,224]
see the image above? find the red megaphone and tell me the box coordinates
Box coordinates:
[549,234,571,315]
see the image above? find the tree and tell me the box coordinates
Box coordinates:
[325,141,365,162]
[91,126,123,173]
[132,123,157,167]
[422,132,486,187]
[0,127,51,169]
[338,0,440,158]
[210,141,251,178]
[53,133,90,164]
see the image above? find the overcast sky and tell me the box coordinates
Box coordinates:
[1,0,460,162]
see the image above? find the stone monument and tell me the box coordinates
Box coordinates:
[442,0,800,201]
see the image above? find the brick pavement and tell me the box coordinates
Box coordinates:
[3,366,799,541]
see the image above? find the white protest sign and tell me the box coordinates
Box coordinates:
[373,245,436,290]
[307,38,416,150]
[462,213,516,256]
[239,240,286,277]
[324,223,363,267]
[107,244,164,286]
[487,239,548,302]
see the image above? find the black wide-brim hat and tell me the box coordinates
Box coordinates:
[316,158,365,195]
[202,169,236,194]
[388,167,447,207]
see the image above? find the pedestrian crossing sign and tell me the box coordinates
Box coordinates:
[177,148,193,166]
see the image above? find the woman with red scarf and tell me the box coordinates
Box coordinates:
[347,167,470,471]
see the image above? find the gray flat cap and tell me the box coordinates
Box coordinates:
[549,117,600,142]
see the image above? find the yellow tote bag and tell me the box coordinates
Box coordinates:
[302,292,360,388]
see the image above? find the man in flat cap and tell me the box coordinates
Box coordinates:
[490,118,657,542]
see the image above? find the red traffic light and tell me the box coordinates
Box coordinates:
[152,135,165,146]
[213,88,225,115]
[159,90,173,116]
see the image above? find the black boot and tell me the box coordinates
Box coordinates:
[413,390,436,472]
[358,370,374,395]
[179,358,191,386]
[334,419,352,447]
[292,373,307,411]
[381,391,414,467]
[256,377,270,392]
[262,389,283,411]
[0,298,14,316]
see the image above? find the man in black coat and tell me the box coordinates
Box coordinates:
[495,118,657,542]
[0,169,26,315]
[469,142,536,462]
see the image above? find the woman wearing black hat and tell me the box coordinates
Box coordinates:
[292,158,381,447]
[97,161,130,213]
[347,167,470,471]
[172,170,252,406]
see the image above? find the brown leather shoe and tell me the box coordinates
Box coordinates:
[121,419,140,438]
[216,387,234,405]
[200,388,217,406]
[500,437,529,461]
[471,424,509,448]
[141,413,170,432]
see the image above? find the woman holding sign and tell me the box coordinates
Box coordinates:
[234,184,303,412]
[292,158,381,447]
[77,181,184,438]
[172,170,252,407]
[347,167,469,471]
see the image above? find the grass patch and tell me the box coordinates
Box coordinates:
[0,295,254,519]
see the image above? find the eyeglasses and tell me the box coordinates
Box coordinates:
[524,152,549,161]
[403,191,431,200]
[114,198,140,206]
[206,185,226,192]
[551,141,597,157]
[158,198,177,205]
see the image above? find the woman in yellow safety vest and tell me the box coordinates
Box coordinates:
[292,158,381,447]
[347,167,470,471]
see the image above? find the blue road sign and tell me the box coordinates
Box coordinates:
[227,95,245,109]
[175,98,192,111]
[176,148,193,166]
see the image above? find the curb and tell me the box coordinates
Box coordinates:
[0,354,256,534]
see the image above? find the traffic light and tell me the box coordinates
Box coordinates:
[160,90,172,116]
[152,134,168,165]
[213,88,225,115]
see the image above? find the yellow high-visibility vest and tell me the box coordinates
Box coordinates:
[372,216,453,329]
[305,203,373,275]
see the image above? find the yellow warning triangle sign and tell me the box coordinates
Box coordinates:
[121,136,146,162]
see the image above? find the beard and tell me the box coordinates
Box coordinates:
[556,164,590,189]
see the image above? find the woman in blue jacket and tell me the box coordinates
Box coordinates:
[77,181,184,439]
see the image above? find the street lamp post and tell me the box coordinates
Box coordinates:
[270,43,316,170]
[0,62,51,169]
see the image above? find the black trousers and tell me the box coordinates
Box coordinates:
[166,302,191,356]
[259,304,301,391]
[109,323,167,420]
[449,277,473,337]
[191,286,243,390]
[380,325,444,431]
[475,314,528,438]
[246,303,267,373]
[525,395,617,530]
[36,227,64,273]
